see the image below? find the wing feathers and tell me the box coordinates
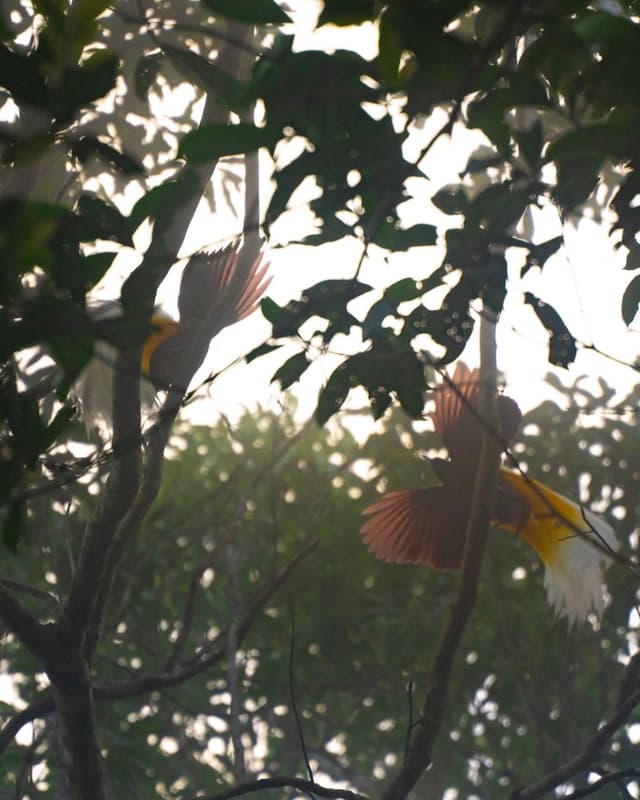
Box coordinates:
[361,487,468,570]
[149,242,271,390]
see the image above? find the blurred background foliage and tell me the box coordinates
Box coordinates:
[2,376,637,798]
[2,0,640,796]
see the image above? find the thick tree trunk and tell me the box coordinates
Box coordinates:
[48,650,106,800]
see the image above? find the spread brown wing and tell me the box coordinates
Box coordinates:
[178,243,272,332]
[360,485,471,570]
[233,252,271,321]
[359,362,523,572]
[431,363,481,463]
[431,363,522,460]
[148,244,271,391]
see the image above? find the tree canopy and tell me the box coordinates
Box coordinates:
[1,1,639,798]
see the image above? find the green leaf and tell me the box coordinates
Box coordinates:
[260,297,285,327]
[403,303,474,364]
[0,43,48,106]
[316,342,425,424]
[72,137,145,175]
[134,51,164,100]
[76,193,134,245]
[303,279,373,311]
[178,123,281,162]
[623,241,640,271]
[48,332,94,383]
[129,174,200,229]
[316,362,352,425]
[67,0,111,29]
[522,236,564,276]
[77,252,116,291]
[466,181,531,232]
[162,44,243,108]
[474,4,511,46]
[266,152,318,226]
[271,351,310,390]
[245,342,283,363]
[318,0,375,26]
[466,92,511,155]
[525,293,577,368]
[42,404,76,450]
[371,221,437,251]
[553,155,602,212]
[431,185,468,216]
[201,0,290,24]
[546,124,620,163]
[515,120,543,172]
[384,278,427,305]
[2,501,27,552]
[0,200,64,279]
[621,274,640,326]
[264,280,372,340]
[300,217,354,246]
[52,50,120,121]
[378,6,404,82]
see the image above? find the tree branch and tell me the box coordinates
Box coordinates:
[561,769,640,800]
[0,584,52,662]
[60,350,143,646]
[0,577,59,606]
[0,694,55,756]
[0,540,319,756]
[512,685,640,800]
[79,20,258,662]
[380,309,501,800]
[46,645,106,800]
[41,20,257,800]
[162,544,234,673]
[184,775,370,800]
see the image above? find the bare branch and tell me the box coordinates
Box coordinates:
[512,685,640,799]
[183,538,319,672]
[0,540,319,760]
[0,695,54,756]
[561,769,640,800]
[0,584,52,662]
[0,578,59,606]
[60,351,142,647]
[183,775,370,800]
[163,521,258,672]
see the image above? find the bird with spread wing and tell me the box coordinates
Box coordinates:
[75,241,270,427]
[360,363,617,625]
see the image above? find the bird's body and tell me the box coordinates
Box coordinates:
[361,363,617,624]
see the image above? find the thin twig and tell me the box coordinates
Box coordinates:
[164,554,221,671]
[288,602,314,783]
[403,681,414,766]
[225,536,246,780]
